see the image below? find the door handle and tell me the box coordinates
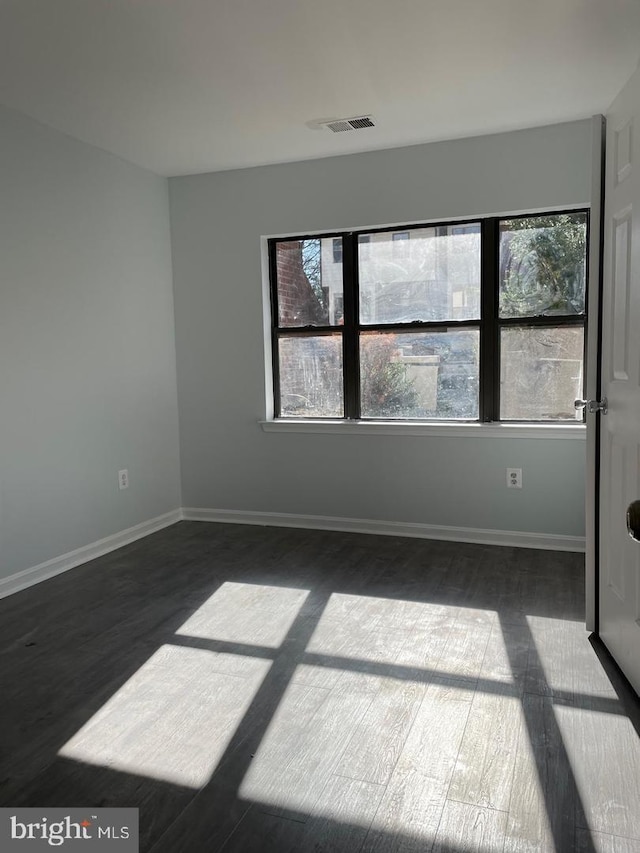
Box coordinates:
[627,500,640,543]
[574,398,608,415]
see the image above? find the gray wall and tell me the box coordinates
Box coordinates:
[170,121,590,539]
[0,104,181,579]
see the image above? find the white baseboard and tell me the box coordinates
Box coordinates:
[0,505,584,601]
[0,509,183,600]
[182,507,586,553]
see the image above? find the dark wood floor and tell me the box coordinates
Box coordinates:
[1,522,639,852]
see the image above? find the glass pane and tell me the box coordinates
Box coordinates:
[500,326,584,420]
[275,238,343,327]
[279,335,343,418]
[499,213,587,318]
[360,330,479,419]
[359,225,481,324]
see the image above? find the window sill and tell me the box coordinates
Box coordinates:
[259,419,586,439]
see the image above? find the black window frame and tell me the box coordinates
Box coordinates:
[269,209,589,423]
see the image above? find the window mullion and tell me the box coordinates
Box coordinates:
[480,218,499,422]
[268,239,282,418]
[342,233,360,419]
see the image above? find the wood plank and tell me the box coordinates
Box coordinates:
[434,612,492,682]
[479,619,531,695]
[575,829,640,853]
[58,643,271,790]
[176,581,310,648]
[433,800,508,852]
[554,699,640,840]
[218,809,306,853]
[239,679,373,818]
[526,613,620,704]
[504,693,576,853]
[443,545,529,623]
[335,678,426,785]
[362,680,472,853]
[305,612,411,666]
[394,603,456,673]
[524,614,581,698]
[220,774,386,853]
[570,636,622,701]
[448,691,524,812]
[299,775,385,850]
[146,779,252,853]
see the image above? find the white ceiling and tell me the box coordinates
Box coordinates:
[1,0,639,177]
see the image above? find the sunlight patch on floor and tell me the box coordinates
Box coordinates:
[238,670,379,815]
[176,582,309,647]
[431,799,508,853]
[239,674,474,838]
[59,644,271,788]
[554,701,640,840]
[306,593,464,667]
[319,593,469,632]
[526,615,619,698]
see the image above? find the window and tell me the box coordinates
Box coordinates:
[497,214,587,420]
[268,211,588,422]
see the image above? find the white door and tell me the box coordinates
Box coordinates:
[599,64,640,695]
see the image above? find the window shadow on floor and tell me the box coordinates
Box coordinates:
[1,522,638,852]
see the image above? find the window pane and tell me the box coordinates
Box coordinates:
[278,335,343,418]
[360,330,479,419]
[275,238,343,327]
[499,213,587,318]
[500,327,584,420]
[359,225,481,324]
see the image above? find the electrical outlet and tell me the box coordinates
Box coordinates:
[506,468,522,489]
[118,469,129,490]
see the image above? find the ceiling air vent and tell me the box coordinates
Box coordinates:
[324,115,376,133]
[347,116,375,130]
[326,120,353,133]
